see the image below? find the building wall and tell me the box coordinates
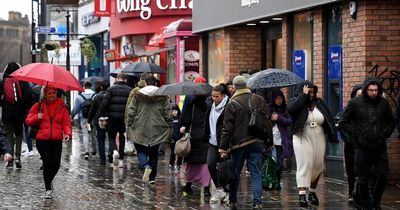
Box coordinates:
[313,7,326,97]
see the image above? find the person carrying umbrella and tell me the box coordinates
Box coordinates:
[25,85,72,199]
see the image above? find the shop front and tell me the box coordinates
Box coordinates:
[108,0,192,86]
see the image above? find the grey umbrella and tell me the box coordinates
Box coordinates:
[109,68,141,78]
[155,81,213,95]
[247,68,304,89]
[122,62,164,74]
[80,76,105,83]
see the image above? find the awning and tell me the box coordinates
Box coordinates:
[164,18,193,38]
[148,27,167,47]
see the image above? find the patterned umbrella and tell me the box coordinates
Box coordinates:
[155,81,213,95]
[247,68,304,89]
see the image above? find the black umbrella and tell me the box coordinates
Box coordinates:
[122,62,164,74]
[155,81,213,95]
[247,68,304,89]
[109,68,141,78]
[80,76,105,83]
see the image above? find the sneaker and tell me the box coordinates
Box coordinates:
[84,152,89,160]
[142,166,152,183]
[118,160,124,168]
[252,204,262,210]
[168,164,174,175]
[6,161,13,169]
[149,180,156,185]
[308,192,319,205]
[204,186,211,197]
[299,194,308,208]
[108,154,113,164]
[112,150,119,166]
[348,194,354,205]
[210,189,227,204]
[175,165,181,175]
[15,160,22,169]
[91,151,96,156]
[44,190,53,199]
[25,151,34,157]
[224,201,237,210]
[222,194,229,204]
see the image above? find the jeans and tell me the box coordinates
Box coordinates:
[107,119,126,160]
[229,142,263,205]
[96,124,107,163]
[3,121,23,160]
[23,123,33,152]
[135,143,159,181]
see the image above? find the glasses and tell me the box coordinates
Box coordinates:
[367,89,378,92]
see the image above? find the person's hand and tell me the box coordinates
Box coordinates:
[38,113,43,119]
[64,135,70,142]
[303,85,310,95]
[219,149,228,158]
[271,112,278,121]
[3,153,12,162]
[180,126,186,134]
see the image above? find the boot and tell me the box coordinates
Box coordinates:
[182,182,193,196]
[299,194,308,208]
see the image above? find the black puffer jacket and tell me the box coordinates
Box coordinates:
[287,81,338,143]
[338,77,395,151]
[88,90,106,125]
[100,81,132,120]
[181,95,210,164]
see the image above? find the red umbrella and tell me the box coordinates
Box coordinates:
[10,63,83,92]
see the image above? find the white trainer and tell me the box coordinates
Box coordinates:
[118,160,124,168]
[112,150,119,166]
[142,166,152,183]
[210,189,227,204]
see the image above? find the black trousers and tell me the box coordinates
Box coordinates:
[207,145,221,188]
[344,141,355,194]
[36,140,62,191]
[354,147,389,208]
[107,118,126,160]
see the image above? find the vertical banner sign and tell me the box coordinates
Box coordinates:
[292,50,306,79]
[184,36,200,81]
[94,0,111,17]
[179,40,185,82]
[328,45,342,80]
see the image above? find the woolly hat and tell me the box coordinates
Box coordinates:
[194,76,206,83]
[232,75,247,86]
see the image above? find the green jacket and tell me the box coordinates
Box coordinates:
[126,86,172,147]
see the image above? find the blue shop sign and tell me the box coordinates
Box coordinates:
[293,50,306,79]
[328,45,342,80]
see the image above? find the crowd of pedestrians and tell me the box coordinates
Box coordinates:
[0,61,398,210]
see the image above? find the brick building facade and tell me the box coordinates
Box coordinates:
[194,0,400,183]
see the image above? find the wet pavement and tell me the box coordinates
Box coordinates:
[1,128,400,209]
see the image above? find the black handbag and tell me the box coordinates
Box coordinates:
[216,156,235,190]
[247,94,269,139]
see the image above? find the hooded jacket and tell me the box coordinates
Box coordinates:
[100,81,132,120]
[88,90,107,125]
[126,85,172,147]
[338,77,395,151]
[287,81,338,143]
[268,89,293,159]
[0,62,32,123]
[71,88,95,119]
[25,98,72,141]
[204,95,229,148]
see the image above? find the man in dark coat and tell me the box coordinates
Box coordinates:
[338,77,395,210]
[100,73,132,167]
[0,62,32,169]
[219,75,272,210]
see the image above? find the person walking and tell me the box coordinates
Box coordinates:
[71,81,96,160]
[287,81,338,208]
[88,80,110,165]
[0,61,32,169]
[126,74,172,184]
[180,77,212,197]
[169,103,183,175]
[0,128,12,162]
[269,89,293,189]
[338,77,395,210]
[100,73,132,167]
[204,84,229,204]
[339,83,362,204]
[25,85,72,199]
[219,75,273,210]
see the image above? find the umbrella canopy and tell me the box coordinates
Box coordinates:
[155,81,213,95]
[109,68,141,78]
[122,62,164,74]
[80,76,105,83]
[10,63,83,92]
[247,68,304,89]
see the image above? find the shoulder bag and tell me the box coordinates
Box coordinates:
[174,104,195,157]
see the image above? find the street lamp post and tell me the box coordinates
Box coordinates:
[66,10,70,71]
[31,0,37,63]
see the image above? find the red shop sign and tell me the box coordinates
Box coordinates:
[95,0,112,17]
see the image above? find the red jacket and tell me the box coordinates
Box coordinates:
[25,98,72,141]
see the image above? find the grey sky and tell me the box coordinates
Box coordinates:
[0,0,31,21]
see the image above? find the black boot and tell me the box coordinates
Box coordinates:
[299,194,308,208]
[204,186,211,197]
[182,182,193,196]
[308,192,319,205]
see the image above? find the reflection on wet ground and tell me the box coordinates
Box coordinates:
[1,128,400,209]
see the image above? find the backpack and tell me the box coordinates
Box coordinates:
[80,94,94,118]
[3,78,22,104]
